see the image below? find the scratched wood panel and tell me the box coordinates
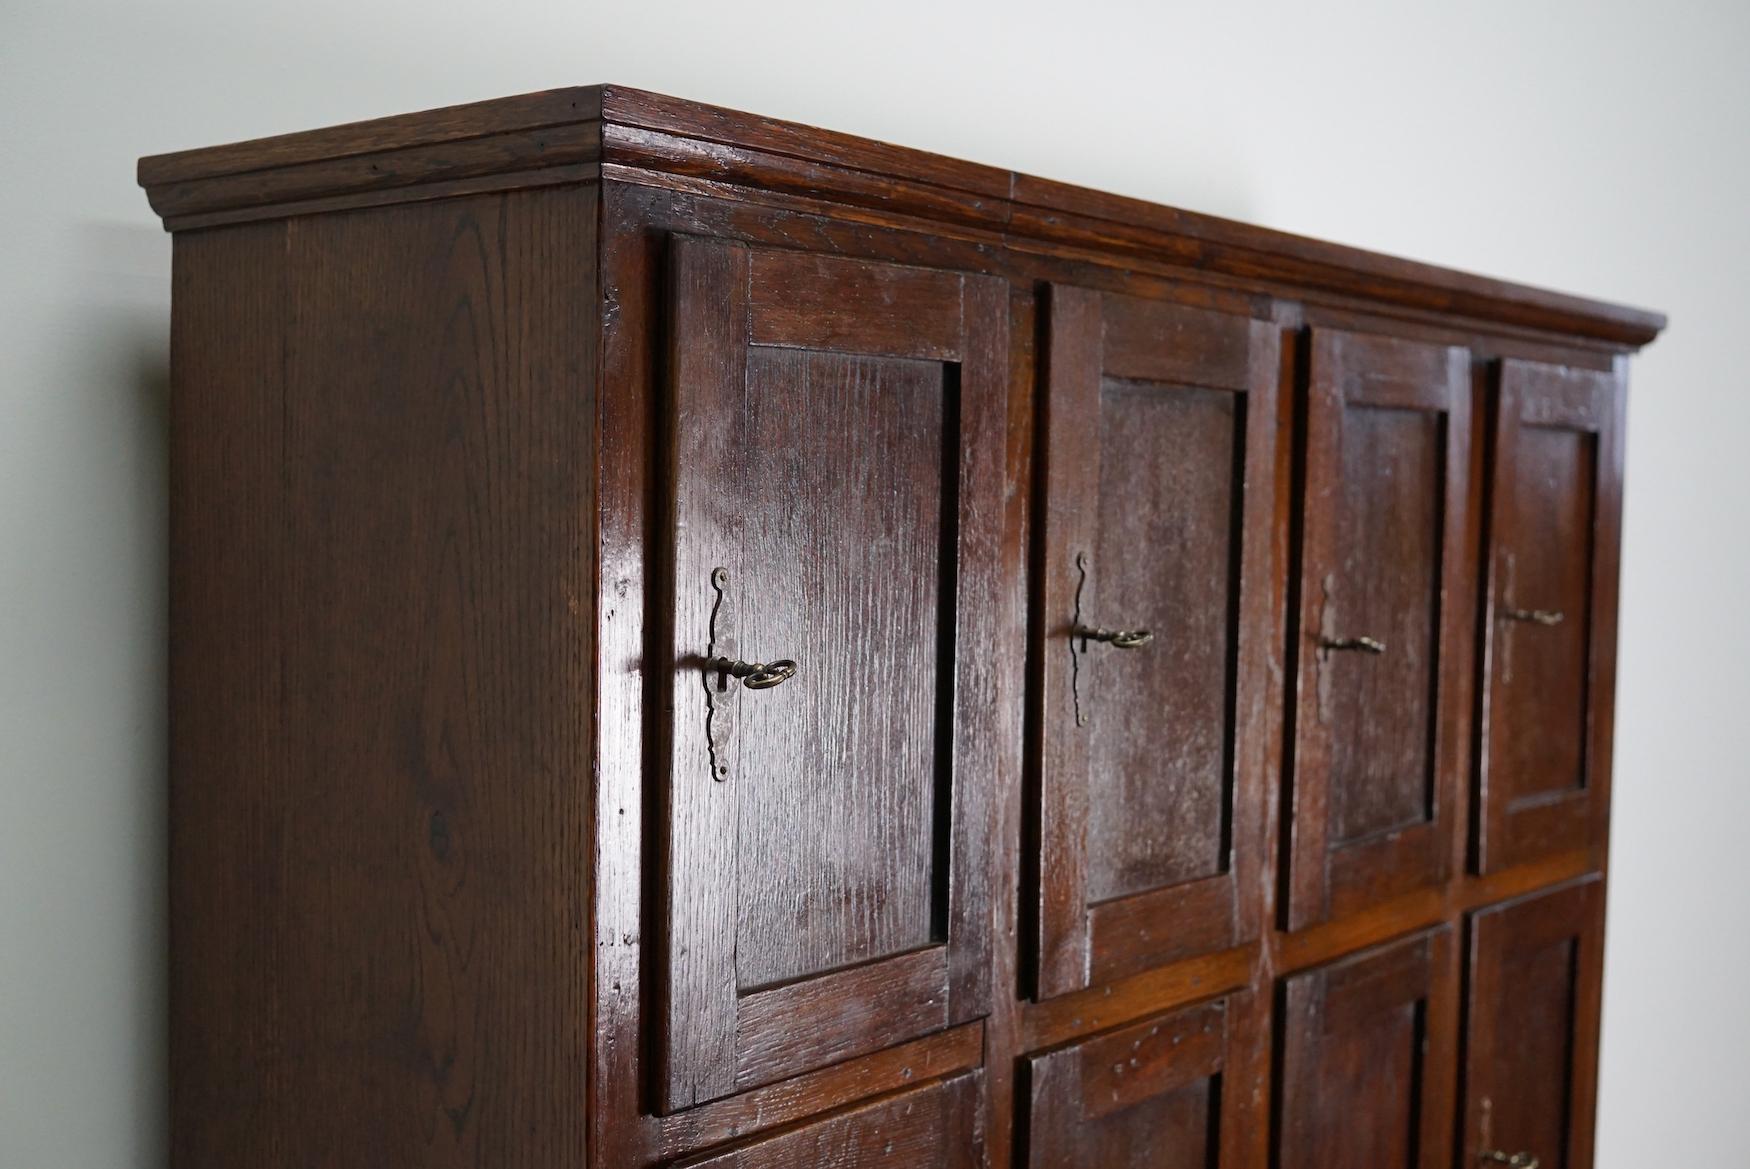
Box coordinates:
[1276,927,1458,1169]
[1085,381,1239,900]
[1328,403,1443,843]
[675,1072,984,1168]
[1025,991,1267,1168]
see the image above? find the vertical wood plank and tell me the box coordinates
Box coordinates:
[949,272,1009,1023]
[168,221,290,1169]
[664,236,750,1110]
[1035,283,1102,998]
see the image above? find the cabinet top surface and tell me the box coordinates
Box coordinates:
[137,83,1665,348]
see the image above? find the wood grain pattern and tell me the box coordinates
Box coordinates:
[168,220,292,1169]
[675,1073,985,1169]
[1034,289,1280,999]
[171,188,597,1168]
[661,236,1005,1111]
[1025,991,1267,1169]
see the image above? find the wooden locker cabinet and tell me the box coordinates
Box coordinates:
[141,86,1663,1169]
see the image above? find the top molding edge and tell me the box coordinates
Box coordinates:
[136,84,1667,349]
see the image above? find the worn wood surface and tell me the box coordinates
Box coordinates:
[1464,878,1605,1169]
[1034,289,1281,999]
[1475,362,1623,874]
[659,237,1005,1110]
[1287,329,1474,929]
[1277,928,1459,1169]
[1025,991,1267,1169]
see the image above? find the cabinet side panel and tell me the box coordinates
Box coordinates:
[169,185,598,1168]
[169,220,292,1169]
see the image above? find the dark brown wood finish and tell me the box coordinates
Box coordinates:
[1025,990,1268,1168]
[1287,329,1474,930]
[1035,286,1281,997]
[661,237,1005,1110]
[1277,927,1460,1169]
[143,89,1661,1169]
[1475,361,1624,874]
[1463,878,1606,1169]
[674,1073,986,1168]
[167,190,597,1168]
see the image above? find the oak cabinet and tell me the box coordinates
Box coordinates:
[141,86,1662,1169]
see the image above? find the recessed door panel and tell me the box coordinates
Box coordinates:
[1464,879,1605,1169]
[1476,361,1622,872]
[662,238,1006,1110]
[675,1073,985,1169]
[1034,286,1281,998]
[1088,383,1240,901]
[1025,993,1266,1169]
[1276,928,1458,1169]
[733,346,945,989]
[1287,329,1472,929]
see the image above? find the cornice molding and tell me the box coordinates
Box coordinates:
[138,85,1666,348]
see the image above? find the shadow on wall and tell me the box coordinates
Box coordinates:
[3,218,171,1166]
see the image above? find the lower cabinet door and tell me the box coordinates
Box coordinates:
[1025,993,1266,1168]
[1277,927,1458,1169]
[1464,879,1605,1169]
[673,1073,984,1169]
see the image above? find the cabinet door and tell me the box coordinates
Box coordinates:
[1025,992,1266,1169]
[1277,927,1458,1169]
[661,238,1007,1110]
[1034,286,1281,997]
[1475,361,1623,873]
[1287,330,1472,929]
[1464,879,1605,1169]
[676,1073,984,1169]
